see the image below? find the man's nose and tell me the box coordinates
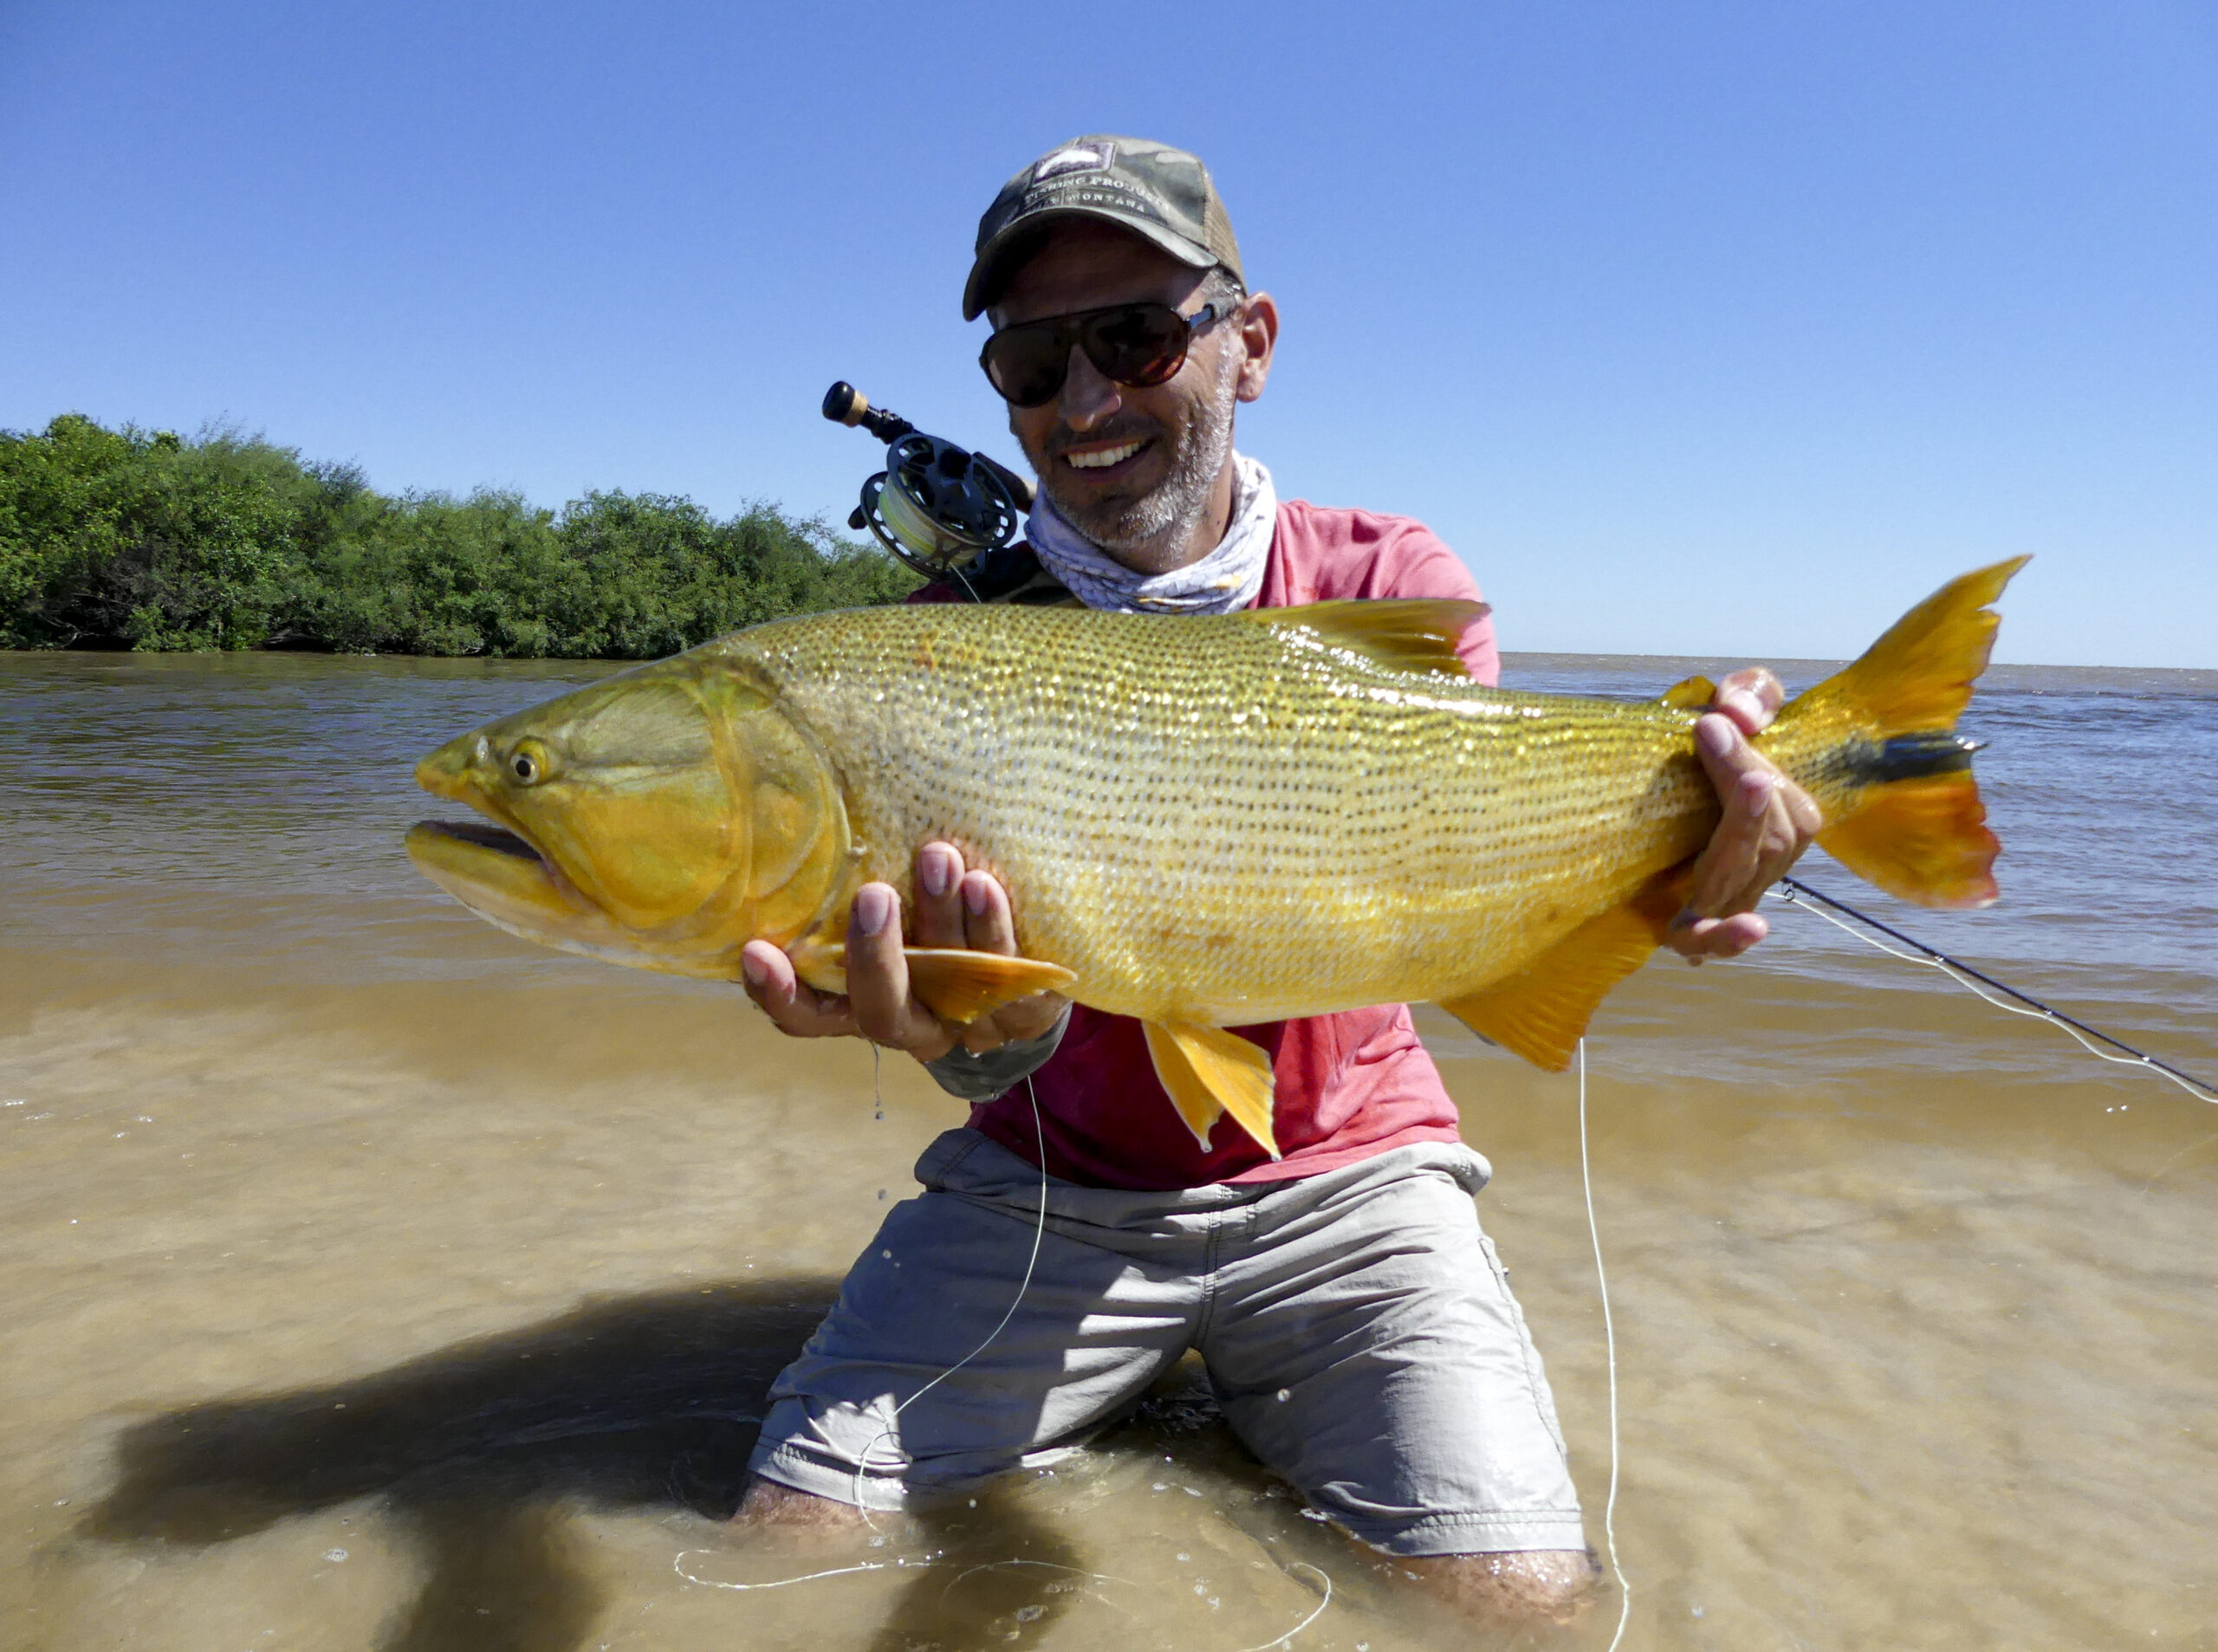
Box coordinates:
[1056,344,1122,431]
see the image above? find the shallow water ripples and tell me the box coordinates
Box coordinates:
[2,650,2215,1651]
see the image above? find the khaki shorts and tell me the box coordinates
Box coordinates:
[749,1128,1586,1557]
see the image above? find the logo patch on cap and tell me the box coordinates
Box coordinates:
[1031,141,1115,185]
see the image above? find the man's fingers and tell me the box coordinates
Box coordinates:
[958,870,1018,956]
[931,868,1069,1055]
[1683,722,1774,916]
[913,841,968,949]
[845,883,918,1045]
[1713,668,1783,736]
[1670,709,1820,957]
[1728,784,1821,917]
[1644,678,1817,964]
[739,879,968,1060]
[740,939,859,1038]
[1665,910,1770,962]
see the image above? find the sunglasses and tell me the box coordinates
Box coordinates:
[979,301,1227,408]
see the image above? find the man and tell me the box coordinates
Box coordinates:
[736,135,1817,1626]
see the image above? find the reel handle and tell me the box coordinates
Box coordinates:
[821,380,914,444]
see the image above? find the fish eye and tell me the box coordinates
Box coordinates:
[506,740,551,785]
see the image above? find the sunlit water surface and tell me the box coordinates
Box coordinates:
[2,649,2214,1652]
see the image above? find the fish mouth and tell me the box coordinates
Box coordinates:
[405,818,587,920]
[411,819,546,866]
[404,817,741,981]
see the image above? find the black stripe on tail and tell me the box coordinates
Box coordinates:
[1849,731,1986,784]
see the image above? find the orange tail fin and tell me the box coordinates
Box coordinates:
[1780,557,2028,910]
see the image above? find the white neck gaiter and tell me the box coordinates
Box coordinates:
[1024,451,1277,615]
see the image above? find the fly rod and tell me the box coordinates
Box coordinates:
[1769,875,2216,1103]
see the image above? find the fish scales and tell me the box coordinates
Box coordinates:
[714,602,1722,1026]
[410,560,2020,1137]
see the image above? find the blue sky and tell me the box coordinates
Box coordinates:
[3,1,2211,666]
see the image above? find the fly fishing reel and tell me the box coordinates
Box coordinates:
[823,381,1034,582]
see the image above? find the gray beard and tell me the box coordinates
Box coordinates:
[1039,347,1241,570]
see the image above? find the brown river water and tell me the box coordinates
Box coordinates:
[2,649,2214,1652]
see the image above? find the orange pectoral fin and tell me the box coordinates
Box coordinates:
[902,949,1077,1024]
[1435,875,1685,1072]
[783,943,1074,1020]
[1142,1022,1281,1159]
[1658,674,1719,709]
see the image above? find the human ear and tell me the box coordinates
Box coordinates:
[1234,292,1279,404]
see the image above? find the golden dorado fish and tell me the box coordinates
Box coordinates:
[409,559,2027,1157]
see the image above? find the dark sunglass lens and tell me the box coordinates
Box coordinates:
[1085,304,1188,387]
[982,324,1069,407]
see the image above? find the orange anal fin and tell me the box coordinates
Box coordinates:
[1818,772,1999,909]
[1659,673,1718,709]
[1238,599,1489,678]
[1142,1022,1281,1159]
[1435,875,1685,1072]
[796,943,1076,1023]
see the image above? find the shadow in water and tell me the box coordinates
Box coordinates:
[75,1277,1087,1651]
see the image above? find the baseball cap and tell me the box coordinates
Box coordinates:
[962,135,1243,321]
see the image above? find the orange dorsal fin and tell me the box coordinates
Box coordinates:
[1658,673,1717,709]
[1142,1022,1281,1158]
[1240,599,1489,679]
[801,944,1076,1024]
[1435,873,1686,1072]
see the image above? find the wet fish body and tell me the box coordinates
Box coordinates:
[411,561,2025,1151]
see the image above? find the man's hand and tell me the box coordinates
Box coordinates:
[1664,668,1824,962]
[738,841,1069,1062]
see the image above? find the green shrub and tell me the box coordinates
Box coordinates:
[0,415,919,655]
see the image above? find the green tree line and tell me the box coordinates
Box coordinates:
[0,414,920,655]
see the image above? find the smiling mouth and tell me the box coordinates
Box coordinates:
[1061,437,1150,472]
